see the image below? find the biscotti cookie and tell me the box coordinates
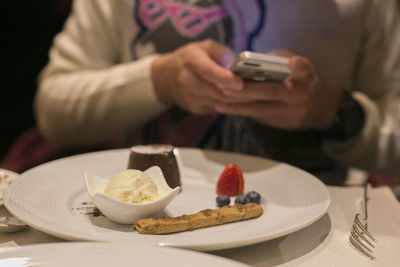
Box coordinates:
[133,203,263,235]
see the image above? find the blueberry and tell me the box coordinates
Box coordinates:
[216,195,230,207]
[234,195,249,205]
[246,191,261,204]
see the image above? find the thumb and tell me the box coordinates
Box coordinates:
[288,56,311,72]
[286,56,315,87]
[200,40,236,69]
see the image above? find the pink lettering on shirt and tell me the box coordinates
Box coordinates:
[138,0,229,37]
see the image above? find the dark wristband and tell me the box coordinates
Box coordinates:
[322,89,365,141]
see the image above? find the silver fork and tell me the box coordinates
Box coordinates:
[349,183,378,260]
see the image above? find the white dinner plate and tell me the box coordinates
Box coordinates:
[4,148,330,251]
[0,242,248,267]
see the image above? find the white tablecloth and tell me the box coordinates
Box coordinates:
[1,186,399,266]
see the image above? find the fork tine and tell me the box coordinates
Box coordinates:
[349,233,376,260]
[351,227,374,251]
[349,183,377,260]
[354,214,377,243]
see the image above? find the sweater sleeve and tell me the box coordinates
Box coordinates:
[35,0,168,147]
[323,0,400,175]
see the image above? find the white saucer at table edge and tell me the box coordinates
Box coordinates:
[3,148,330,251]
[0,169,19,206]
[0,242,249,267]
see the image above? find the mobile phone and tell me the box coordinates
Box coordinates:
[230,51,291,82]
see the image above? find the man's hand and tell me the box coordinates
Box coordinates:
[216,51,342,131]
[151,39,245,115]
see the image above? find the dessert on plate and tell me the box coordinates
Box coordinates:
[84,166,180,224]
[134,203,263,235]
[128,144,181,189]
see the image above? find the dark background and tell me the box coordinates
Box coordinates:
[1,0,72,161]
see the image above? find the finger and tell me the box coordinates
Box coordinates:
[183,90,218,115]
[216,101,305,129]
[223,82,288,101]
[288,56,314,76]
[199,39,236,68]
[286,56,316,86]
[287,70,313,85]
[218,95,255,104]
[187,55,241,90]
[187,41,243,90]
[197,86,254,104]
[192,101,218,114]
[187,71,229,101]
[189,70,257,104]
[185,71,252,105]
[216,101,287,119]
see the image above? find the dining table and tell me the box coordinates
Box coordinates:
[1,184,399,266]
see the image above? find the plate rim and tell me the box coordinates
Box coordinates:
[4,148,330,250]
[0,241,250,267]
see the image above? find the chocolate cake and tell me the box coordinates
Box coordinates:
[127,145,181,189]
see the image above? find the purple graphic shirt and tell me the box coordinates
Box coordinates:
[131,0,265,58]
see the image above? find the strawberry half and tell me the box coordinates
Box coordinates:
[216,163,244,196]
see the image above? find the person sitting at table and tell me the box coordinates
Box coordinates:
[34,0,400,184]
